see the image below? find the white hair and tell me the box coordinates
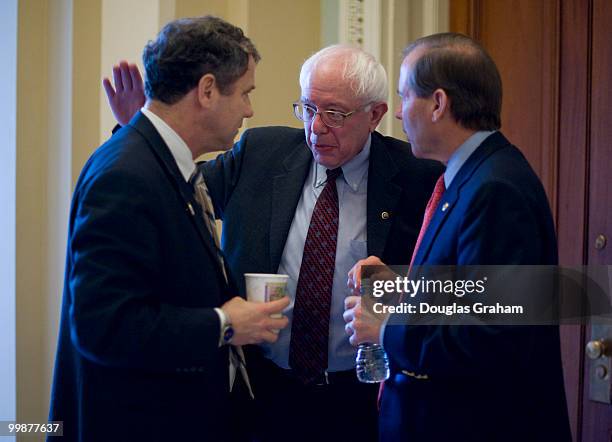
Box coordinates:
[299,44,388,104]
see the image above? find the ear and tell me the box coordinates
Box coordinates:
[431,88,449,123]
[368,102,388,132]
[197,73,218,109]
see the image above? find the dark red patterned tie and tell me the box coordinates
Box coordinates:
[378,173,445,405]
[289,168,342,384]
[409,174,446,266]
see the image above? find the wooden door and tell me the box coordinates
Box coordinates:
[582,0,612,439]
[451,0,612,440]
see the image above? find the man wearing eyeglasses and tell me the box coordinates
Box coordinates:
[104,44,442,442]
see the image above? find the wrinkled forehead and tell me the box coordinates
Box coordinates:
[301,61,360,107]
[302,58,345,88]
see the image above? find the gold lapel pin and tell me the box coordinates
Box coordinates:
[381,211,390,220]
[441,202,449,212]
[187,203,195,216]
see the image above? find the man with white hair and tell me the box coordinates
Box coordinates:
[106,44,442,442]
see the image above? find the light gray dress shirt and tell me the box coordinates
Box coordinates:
[262,135,372,372]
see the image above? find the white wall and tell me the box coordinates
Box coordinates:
[99,0,169,141]
[46,0,74,404]
[17,0,102,424]
[0,0,17,433]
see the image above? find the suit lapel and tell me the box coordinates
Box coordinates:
[269,141,313,272]
[413,132,509,265]
[366,132,403,258]
[128,112,228,284]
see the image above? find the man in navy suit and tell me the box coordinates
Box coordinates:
[49,16,289,442]
[105,45,442,442]
[344,33,571,441]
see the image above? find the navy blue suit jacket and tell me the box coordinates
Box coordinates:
[203,126,443,296]
[381,132,571,441]
[49,112,236,441]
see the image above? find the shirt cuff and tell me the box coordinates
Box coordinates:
[214,307,227,347]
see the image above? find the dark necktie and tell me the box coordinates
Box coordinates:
[190,168,253,398]
[289,167,342,384]
[190,168,228,282]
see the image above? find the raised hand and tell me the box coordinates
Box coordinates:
[102,60,146,126]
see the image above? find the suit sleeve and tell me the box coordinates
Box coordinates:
[200,130,251,220]
[68,166,222,372]
[383,180,550,378]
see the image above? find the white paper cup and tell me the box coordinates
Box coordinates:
[244,273,289,319]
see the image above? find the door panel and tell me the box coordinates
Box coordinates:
[558,0,591,439]
[451,0,612,440]
[583,0,612,439]
[478,0,559,204]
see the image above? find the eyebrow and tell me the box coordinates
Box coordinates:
[300,98,350,110]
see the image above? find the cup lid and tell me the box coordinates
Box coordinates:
[244,273,289,279]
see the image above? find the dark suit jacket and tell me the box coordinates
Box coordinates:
[49,112,236,441]
[381,132,571,442]
[203,126,443,296]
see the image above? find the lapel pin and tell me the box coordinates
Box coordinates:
[381,211,390,220]
[187,202,195,216]
[441,202,449,212]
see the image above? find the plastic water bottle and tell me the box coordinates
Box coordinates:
[356,343,390,383]
[355,278,390,383]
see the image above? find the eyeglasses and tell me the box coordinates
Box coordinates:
[292,101,371,128]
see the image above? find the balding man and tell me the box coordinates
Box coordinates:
[345,33,571,442]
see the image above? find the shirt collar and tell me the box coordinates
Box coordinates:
[314,133,371,191]
[444,130,496,188]
[141,107,196,182]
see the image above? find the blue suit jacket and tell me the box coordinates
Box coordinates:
[381,132,571,441]
[49,112,236,441]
